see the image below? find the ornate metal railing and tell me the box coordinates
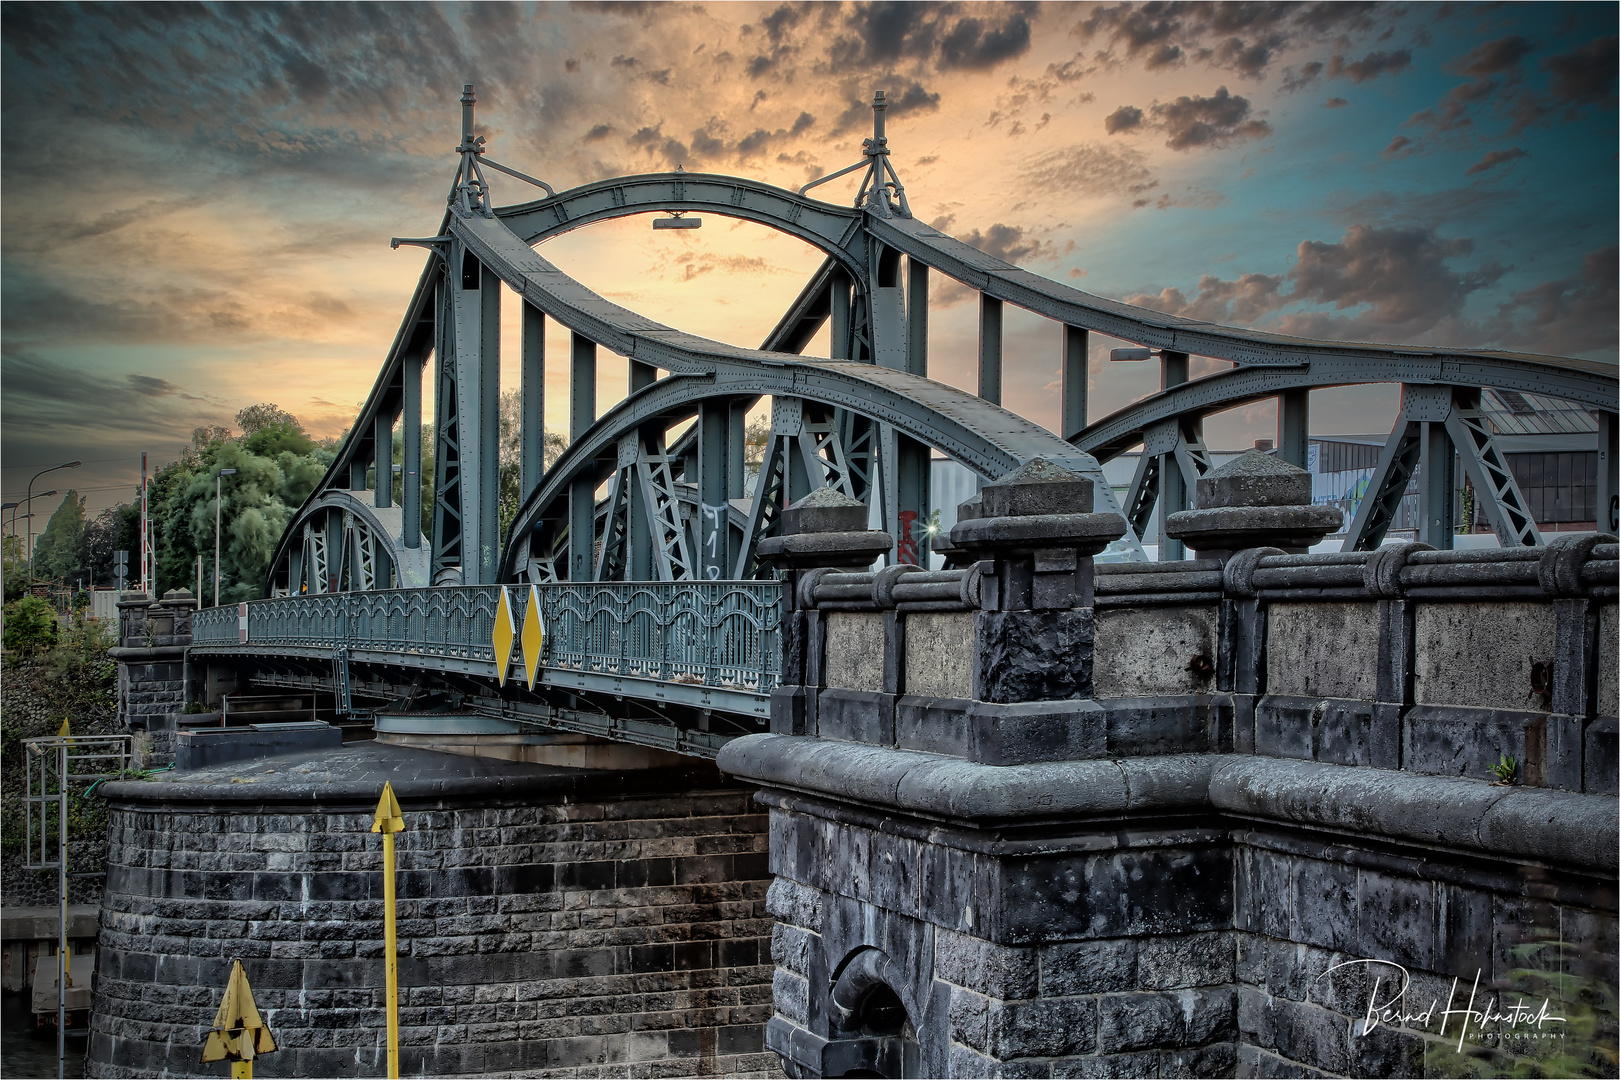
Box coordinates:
[191,582,782,695]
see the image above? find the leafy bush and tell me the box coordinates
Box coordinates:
[4,595,59,652]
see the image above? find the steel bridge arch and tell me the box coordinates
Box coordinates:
[1074,352,1619,464]
[497,358,1104,581]
[271,489,432,595]
[495,172,869,288]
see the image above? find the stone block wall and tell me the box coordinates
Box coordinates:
[87,775,775,1078]
[725,481,1618,1079]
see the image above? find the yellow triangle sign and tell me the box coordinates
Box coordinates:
[521,583,546,691]
[491,586,516,686]
[372,781,405,835]
[200,960,276,1063]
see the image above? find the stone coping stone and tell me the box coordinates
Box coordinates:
[2,905,99,941]
[1196,448,1312,508]
[99,740,736,812]
[717,734,1616,874]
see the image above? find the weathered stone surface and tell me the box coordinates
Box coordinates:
[904,612,975,699]
[1196,449,1313,509]
[821,613,887,693]
[1093,605,1218,698]
[1265,602,1380,700]
[1163,504,1343,555]
[1412,601,1558,709]
[1599,603,1617,717]
[980,459,1095,518]
[779,486,870,535]
[974,608,1094,703]
[87,744,774,1080]
[1096,988,1235,1053]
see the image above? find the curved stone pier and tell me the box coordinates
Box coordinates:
[87,742,774,1078]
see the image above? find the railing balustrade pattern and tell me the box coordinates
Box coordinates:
[191,582,782,694]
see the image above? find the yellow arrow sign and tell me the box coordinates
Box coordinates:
[371,781,404,834]
[521,583,546,691]
[491,585,516,686]
[200,960,277,1070]
[373,781,405,1078]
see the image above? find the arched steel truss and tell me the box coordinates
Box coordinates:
[265,87,1616,598]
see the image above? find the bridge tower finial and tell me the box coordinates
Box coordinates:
[451,81,494,217]
[857,89,911,219]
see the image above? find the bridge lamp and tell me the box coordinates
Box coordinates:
[1110,347,1156,362]
[214,468,237,607]
[652,212,702,230]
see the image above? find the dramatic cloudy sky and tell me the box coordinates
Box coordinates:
[3,1,1616,517]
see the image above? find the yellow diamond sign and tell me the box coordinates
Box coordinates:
[521,584,546,690]
[491,586,516,686]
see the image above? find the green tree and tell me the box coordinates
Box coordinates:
[3,595,58,651]
[31,491,87,584]
[148,405,333,600]
[83,503,139,590]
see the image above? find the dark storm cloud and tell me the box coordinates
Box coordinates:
[818,2,1036,77]
[1019,143,1156,200]
[1542,36,1619,106]
[1128,224,1513,341]
[1143,87,1271,151]
[1280,61,1324,93]
[1076,1,1397,80]
[1491,246,1618,355]
[1454,35,1533,77]
[955,224,1052,264]
[1127,271,1284,325]
[1,349,226,443]
[1466,147,1527,175]
[1105,105,1144,133]
[1406,28,1616,142]
[831,79,939,134]
[1288,224,1504,332]
[1328,49,1412,84]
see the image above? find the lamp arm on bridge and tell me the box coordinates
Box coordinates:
[480,158,557,200]
[797,158,869,198]
[390,236,454,254]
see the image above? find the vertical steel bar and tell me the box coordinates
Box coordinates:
[1597,409,1617,535]
[829,271,851,360]
[402,348,422,548]
[978,295,1002,404]
[1279,388,1310,469]
[1158,352,1190,562]
[57,742,66,1079]
[1062,325,1088,442]
[906,258,928,377]
[373,411,393,510]
[1420,420,1456,549]
[521,304,546,498]
[476,263,502,585]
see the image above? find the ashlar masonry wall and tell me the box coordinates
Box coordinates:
[87,744,775,1079]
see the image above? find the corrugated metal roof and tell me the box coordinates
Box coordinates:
[1481,388,1600,435]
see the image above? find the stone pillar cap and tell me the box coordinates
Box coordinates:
[951,459,1125,557]
[757,487,893,568]
[1195,449,1311,508]
[1168,449,1339,555]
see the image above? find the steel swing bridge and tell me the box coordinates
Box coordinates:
[191,85,1618,756]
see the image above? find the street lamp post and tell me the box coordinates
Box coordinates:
[214,469,237,607]
[25,463,79,586]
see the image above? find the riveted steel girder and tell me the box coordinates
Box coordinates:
[495,173,868,288]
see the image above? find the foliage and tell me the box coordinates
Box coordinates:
[31,490,88,585]
[1423,934,1618,1078]
[83,503,140,589]
[497,389,568,538]
[146,406,335,600]
[0,619,120,903]
[1490,753,1519,785]
[3,595,59,652]
[3,534,26,602]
